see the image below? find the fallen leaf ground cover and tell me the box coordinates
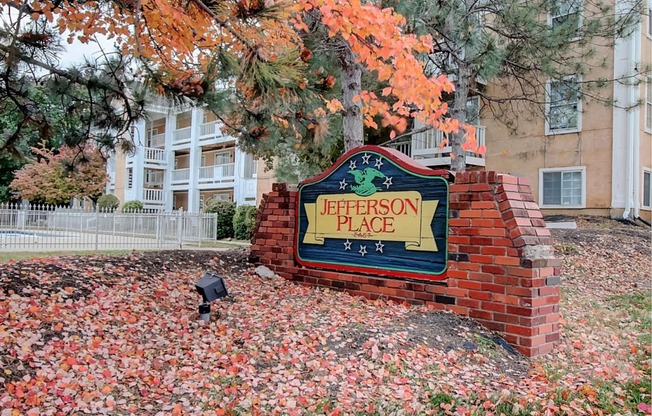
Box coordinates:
[0,218,650,415]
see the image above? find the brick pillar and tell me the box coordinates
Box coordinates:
[446,171,560,356]
[250,183,297,277]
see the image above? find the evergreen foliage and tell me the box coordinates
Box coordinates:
[97,194,120,210]
[233,205,258,241]
[122,200,144,212]
[205,200,236,239]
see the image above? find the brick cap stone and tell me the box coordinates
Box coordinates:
[521,245,554,260]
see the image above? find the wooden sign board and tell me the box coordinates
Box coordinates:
[295,145,450,280]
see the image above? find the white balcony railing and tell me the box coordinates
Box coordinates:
[171,168,190,184]
[172,127,192,144]
[198,163,235,183]
[143,188,164,204]
[199,121,223,137]
[107,172,116,187]
[148,133,165,148]
[144,147,166,165]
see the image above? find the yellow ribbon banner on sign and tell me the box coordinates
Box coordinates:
[302,191,439,252]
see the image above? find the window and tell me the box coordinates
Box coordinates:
[243,154,258,178]
[549,0,582,39]
[203,110,218,124]
[127,168,133,189]
[539,167,586,208]
[176,111,192,129]
[546,77,581,134]
[214,152,232,165]
[646,77,651,131]
[643,169,651,209]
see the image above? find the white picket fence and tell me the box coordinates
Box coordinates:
[0,204,218,252]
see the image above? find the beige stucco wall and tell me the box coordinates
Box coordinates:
[113,148,127,204]
[255,159,277,206]
[483,35,619,216]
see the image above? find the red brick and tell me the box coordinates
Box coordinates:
[506,305,536,317]
[481,246,507,256]
[415,292,435,301]
[535,228,551,237]
[481,283,506,294]
[492,237,513,247]
[469,254,494,264]
[482,210,502,219]
[446,270,469,279]
[545,332,561,343]
[519,335,546,347]
[469,309,493,320]
[471,201,496,209]
[495,256,520,266]
[482,265,506,275]
[481,301,506,313]
[469,236,494,245]
[446,305,469,315]
[494,275,520,286]
[498,175,518,184]
[519,278,546,288]
[470,183,492,191]
[385,280,408,289]
[458,298,481,308]
[445,288,468,297]
[470,219,497,228]
[458,263,481,271]
[449,218,471,227]
[507,287,537,297]
[528,209,543,219]
[459,210,483,218]
[468,272,494,282]
[458,280,483,290]
[450,184,470,192]
[508,267,538,278]
[494,313,521,324]
[448,235,471,244]
[492,294,521,305]
[477,228,507,237]
[469,290,492,300]
[425,285,448,294]
[505,324,536,337]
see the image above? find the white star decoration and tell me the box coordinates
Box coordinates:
[343,240,352,250]
[375,241,384,253]
[361,153,371,164]
[339,178,348,190]
[349,160,357,169]
[374,157,383,169]
[383,177,393,189]
[359,245,367,257]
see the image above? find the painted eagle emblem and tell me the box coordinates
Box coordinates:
[347,167,386,197]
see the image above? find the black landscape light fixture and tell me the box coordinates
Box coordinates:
[195,272,229,321]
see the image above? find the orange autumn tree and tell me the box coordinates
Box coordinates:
[0,0,476,161]
[10,143,108,205]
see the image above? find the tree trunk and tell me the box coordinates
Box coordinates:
[450,60,471,173]
[341,46,364,152]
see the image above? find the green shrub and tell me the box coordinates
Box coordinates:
[97,194,120,211]
[233,205,258,240]
[205,200,236,239]
[122,200,144,212]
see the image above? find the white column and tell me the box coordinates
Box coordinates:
[187,108,203,212]
[164,114,175,211]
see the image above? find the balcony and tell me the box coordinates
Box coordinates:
[148,133,165,148]
[198,163,235,185]
[199,121,233,146]
[387,125,486,167]
[143,188,164,205]
[173,127,192,145]
[171,168,190,185]
[143,147,167,166]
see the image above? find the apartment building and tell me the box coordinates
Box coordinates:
[388,2,652,221]
[107,104,260,212]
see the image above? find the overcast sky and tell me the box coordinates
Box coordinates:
[58,35,117,67]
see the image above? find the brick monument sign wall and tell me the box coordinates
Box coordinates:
[250,146,560,357]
